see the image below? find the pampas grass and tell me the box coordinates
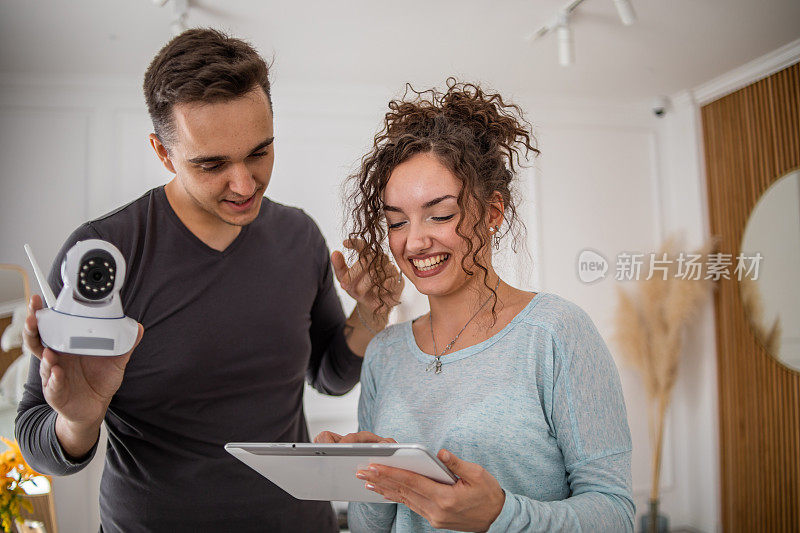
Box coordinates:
[615,235,714,509]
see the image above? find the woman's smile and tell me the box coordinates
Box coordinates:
[409,253,451,277]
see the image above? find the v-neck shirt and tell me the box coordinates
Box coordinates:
[17,186,360,532]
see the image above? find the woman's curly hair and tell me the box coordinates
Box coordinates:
[346,78,539,317]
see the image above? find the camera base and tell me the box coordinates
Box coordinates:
[36,309,139,356]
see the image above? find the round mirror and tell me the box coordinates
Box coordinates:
[739,169,800,372]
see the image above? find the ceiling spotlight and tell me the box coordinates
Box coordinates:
[613,0,636,26]
[556,13,574,67]
[527,0,633,67]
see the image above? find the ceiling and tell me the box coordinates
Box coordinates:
[1,0,799,104]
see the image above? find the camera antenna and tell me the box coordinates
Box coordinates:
[24,244,56,308]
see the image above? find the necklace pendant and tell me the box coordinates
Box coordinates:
[426,358,443,374]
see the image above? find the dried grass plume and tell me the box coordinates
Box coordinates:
[614,235,715,505]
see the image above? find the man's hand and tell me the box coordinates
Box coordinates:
[331,239,403,326]
[313,430,397,444]
[23,294,144,457]
[356,448,505,532]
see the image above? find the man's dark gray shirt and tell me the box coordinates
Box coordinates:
[16,187,362,532]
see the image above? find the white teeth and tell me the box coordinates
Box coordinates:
[411,254,449,271]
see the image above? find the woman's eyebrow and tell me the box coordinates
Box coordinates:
[383,195,457,212]
[422,194,456,208]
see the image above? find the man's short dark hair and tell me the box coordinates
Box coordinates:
[143,28,272,147]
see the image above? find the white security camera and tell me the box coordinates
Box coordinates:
[24,240,139,356]
[652,96,670,118]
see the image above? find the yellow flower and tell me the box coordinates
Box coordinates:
[0,437,42,478]
[0,437,48,532]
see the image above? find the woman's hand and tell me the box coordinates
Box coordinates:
[313,430,397,444]
[331,239,403,320]
[357,448,505,532]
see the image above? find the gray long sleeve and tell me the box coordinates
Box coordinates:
[16,188,354,532]
[348,293,633,532]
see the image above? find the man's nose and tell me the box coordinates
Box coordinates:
[228,163,257,197]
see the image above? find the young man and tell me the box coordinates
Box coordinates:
[17,29,399,532]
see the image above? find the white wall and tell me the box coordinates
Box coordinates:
[652,91,721,532]
[1,75,718,532]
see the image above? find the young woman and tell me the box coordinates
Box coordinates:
[317,80,634,532]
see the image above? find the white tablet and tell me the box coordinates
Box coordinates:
[225,442,457,503]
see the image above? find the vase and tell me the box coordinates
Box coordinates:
[639,498,668,533]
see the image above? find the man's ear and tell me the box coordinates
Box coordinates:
[149,133,176,174]
[487,191,505,230]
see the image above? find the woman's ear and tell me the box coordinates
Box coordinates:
[487,191,505,231]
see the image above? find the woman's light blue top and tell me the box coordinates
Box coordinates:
[348,292,634,532]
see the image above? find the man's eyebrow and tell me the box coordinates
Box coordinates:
[250,137,275,153]
[187,137,275,165]
[383,195,456,213]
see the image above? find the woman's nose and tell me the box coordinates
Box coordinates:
[406,223,432,252]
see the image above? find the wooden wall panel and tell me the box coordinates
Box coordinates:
[702,62,800,532]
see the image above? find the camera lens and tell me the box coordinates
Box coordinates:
[78,249,116,301]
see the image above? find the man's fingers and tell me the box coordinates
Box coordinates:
[39,349,61,390]
[23,318,44,358]
[46,364,64,396]
[339,431,371,443]
[339,431,392,444]
[313,430,397,444]
[314,431,341,444]
[111,323,145,372]
[39,352,52,383]
[131,324,145,352]
[23,295,44,358]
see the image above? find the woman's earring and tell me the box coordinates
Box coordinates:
[492,226,501,250]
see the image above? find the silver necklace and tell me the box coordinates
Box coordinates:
[427,279,501,374]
